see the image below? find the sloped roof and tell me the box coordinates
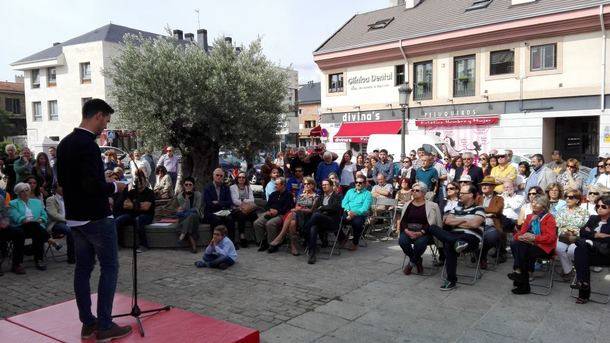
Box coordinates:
[12,23,162,65]
[315,0,608,54]
[298,82,321,104]
[0,81,24,93]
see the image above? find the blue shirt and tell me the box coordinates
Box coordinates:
[525,166,542,194]
[265,181,276,200]
[416,167,438,189]
[373,160,395,182]
[315,162,340,185]
[205,236,237,262]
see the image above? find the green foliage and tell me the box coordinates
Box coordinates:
[105,34,288,182]
[0,108,16,140]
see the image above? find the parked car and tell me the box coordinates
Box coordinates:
[99,146,132,171]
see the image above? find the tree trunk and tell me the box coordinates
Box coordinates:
[180,141,219,191]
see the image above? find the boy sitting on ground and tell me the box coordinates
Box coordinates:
[194,225,237,269]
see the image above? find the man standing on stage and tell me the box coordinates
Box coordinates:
[57,99,132,341]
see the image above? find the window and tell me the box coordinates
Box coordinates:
[490,50,514,75]
[305,120,316,129]
[47,67,56,86]
[80,62,91,83]
[328,73,343,93]
[298,108,302,115]
[31,69,40,88]
[5,98,21,114]
[466,0,493,11]
[530,44,556,71]
[32,102,42,121]
[368,17,394,30]
[81,97,92,106]
[453,55,476,97]
[395,64,405,86]
[48,100,58,121]
[413,61,433,100]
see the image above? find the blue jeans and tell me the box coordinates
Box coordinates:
[481,226,501,262]
[52,222,75,261]
[72,218,119,330]
[203,252,235,268]
[115,213,153,248]
[398,229,431,265]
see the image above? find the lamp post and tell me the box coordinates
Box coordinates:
[398,83,413,158]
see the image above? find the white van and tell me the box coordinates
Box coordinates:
[367,134,449,158]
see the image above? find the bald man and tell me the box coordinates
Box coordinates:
[202,168,236,246]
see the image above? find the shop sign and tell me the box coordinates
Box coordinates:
[411,102,505,119]
[416,116,499,127]
[347,71,394,91]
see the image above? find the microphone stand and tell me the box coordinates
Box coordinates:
[112,187,171,337]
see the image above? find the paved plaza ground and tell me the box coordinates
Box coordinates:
[1,238,610,343]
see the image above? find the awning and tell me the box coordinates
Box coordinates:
[415,116,499,127]
[309,125,322,137]
[333,120,402,143]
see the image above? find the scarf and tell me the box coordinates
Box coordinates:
[528,211,547,236]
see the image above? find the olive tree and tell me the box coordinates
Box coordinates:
[106,34,287,187]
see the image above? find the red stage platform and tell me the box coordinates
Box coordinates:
[4,293,259,343]
[0,320,59,342]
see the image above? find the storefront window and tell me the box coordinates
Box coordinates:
[413,61,433,100]
[328,73,344,93]
[395,64,405,86]
[453,55,476,97]
[490,50,514,75]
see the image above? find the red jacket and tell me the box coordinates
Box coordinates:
[514,213,557,254]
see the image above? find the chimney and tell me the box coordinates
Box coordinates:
[172,29,183,40]
[404,0,422,9]
[184,33,194,42]
[225,37,232,45]
[389,0,405,6]
[235,47,242,54]
[52,42,60,46]
[197,29,209,52]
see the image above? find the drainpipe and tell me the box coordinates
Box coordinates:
[399,39,409,139]
[600,4,606,112]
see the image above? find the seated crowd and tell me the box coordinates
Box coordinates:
[3,142,610,304]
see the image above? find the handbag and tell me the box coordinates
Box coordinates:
[593,241,610,256]
[558,231,578,245]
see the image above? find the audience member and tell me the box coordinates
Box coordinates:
[555,188,589,281]
[315,151,340,186]
[572,195,610,304]
[157,146,180,186]
[254,177,294,251]
[153,165,174,200]
[103,150,119,172]
[24,175,44,202]
[546,150,567,175]
[230,172,257,248]
[203,168,236,243]
[373,149,395,183]
[304,179,342,264]
[339,151,356,194]
[286,167,304,197]
[265,168,280,200]
[129,150,152,182]
[525,154,557,194]
[477,177,505,269]
[0,190,25,275]
[0,144,19,196]
[444,181,460,213]
[490,150,517,193]
[33,152,54,197]
[13,147,34,184]
[557,158,583,193]
[415,154,438,193]
[338,176,372,251]
[115,170,155,252]
[516,161,530,194]
[509,195,557,294]
[8,182,49,271]
[45,185,75,264]
[194,225,237,269]
[546,183,567,215]
[172,177,203,253]
[398,182,442,275]
[395,177,412,207]
[581,185,603,215]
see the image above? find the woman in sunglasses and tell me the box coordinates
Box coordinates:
[517,186,544,226]
[171,176,203,253]
[595,157,610,188]
[479,153,491,177]
[444,181,460,214]
[572,195,610,304]
[581,185,605,216]
[230,172,257,248]
[555,189,589,281]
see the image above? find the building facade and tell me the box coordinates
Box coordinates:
[0,80,26,141]
[314,0,610,166]
[297,81,321,147]
[278,68,300,149]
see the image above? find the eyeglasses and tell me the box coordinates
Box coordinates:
[528,192,538,196]
[459,192,471,196]
[355,181,364,185]
[412,189,422,193]
[598,165,605,168]
[566,195,578,200]
[447,187,457,191]
[463,158,472,161]
[497,155,506,158]
[605,163,610,166]
[184,183,193,186]
[589,192,600,196]
[402,160,410,163]
[596,204,609,210]
[304,183,313,186]
[214,174,224,177]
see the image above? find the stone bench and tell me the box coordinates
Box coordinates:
[119,222,257,249]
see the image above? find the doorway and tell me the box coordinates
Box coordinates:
[554,116,599,167]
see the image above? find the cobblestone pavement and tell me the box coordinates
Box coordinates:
[1,239,610,342]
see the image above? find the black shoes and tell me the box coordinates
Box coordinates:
[258,241,269,252]
[308,254,316,265]
[81,322,97,339]
[240,239,249,248]
[35,260,47,271]
[96,323,132,342]
[267,244,279,254]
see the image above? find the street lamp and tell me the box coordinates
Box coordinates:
[398,83,413,158]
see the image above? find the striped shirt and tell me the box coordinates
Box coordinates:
[449,204,486,240]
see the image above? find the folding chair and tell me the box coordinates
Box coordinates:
[365,197,398,240]
[44,232,67,262]
[569,268,610,304]
[529,253,557,296]
[400,241,441,276]
[441,239,484,286]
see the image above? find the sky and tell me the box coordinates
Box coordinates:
[1,0,389,84]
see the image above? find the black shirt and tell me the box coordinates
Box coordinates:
[126,188,156,217]
[400,202,429,231]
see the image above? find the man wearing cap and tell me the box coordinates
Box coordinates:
[454,152,483,191]
[476,176,505,268]
[490,150,517,193]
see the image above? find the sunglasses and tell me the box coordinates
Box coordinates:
[304,183,313,186]
[596,204,609,210]
[528,192,538,196]
[184,183,194,186]
[589,192,600,196]
[412,189,422,193]
[606,163,610,166]
[355,181,364,185]
[447,187,457,191]
[568,165,577,169]
[459,192,472,196]
[566,195,578,200]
